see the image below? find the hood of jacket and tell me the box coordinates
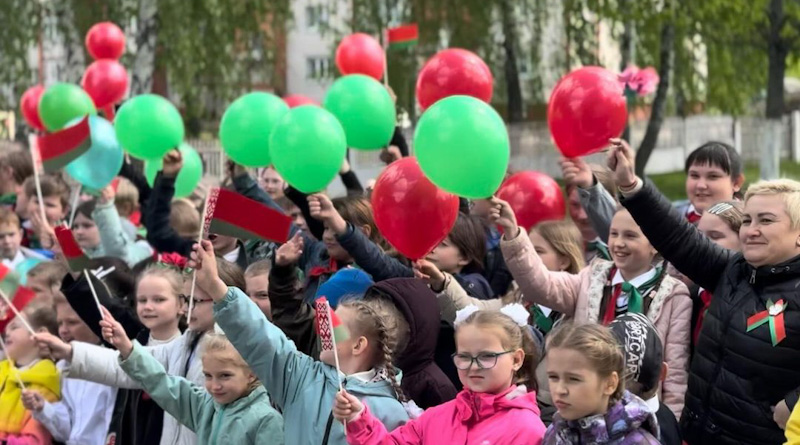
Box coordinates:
[455,385,541,425]
[370,278,439,374]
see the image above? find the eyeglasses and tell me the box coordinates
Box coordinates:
[192,298,213,306]
[452,350,515,370]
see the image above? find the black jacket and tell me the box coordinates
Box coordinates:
[622,180,800,445]
[143,173,193,257]
[268,262,320,359]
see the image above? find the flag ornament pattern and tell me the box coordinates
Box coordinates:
[0,263,37,333]
[387,24,419,50]
[202,187,292,243]
[37,116,92,173]
[55,225,91,272]
[315,297,350,351]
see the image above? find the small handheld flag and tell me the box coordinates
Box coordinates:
[202,188,292,244]
[0,264,36,334]
[0,335,27,390]
[315,297,349,391]
[387,24,419,50]
[36,116,92,173]
[54,226,91,272]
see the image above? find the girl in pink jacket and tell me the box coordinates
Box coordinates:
[489,197,691,419]
[333,305,546,445]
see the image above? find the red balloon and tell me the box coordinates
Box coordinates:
[81,59,129,108]
[496,171,566,232]
[335,33,385,80]
[416,49,493,111]
[372,157,459,260]
[283,95,318,108]
[20,85,45,131]
[547,66,627,158]
[85,22,126,60]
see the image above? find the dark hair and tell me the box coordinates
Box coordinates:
[23,175,70,208]
[0,150,33,185]
[684,141,743,180]
[74,199,97,223]
[447,214,487,274]
[332,196,390,251]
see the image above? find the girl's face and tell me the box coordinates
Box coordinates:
[426,237,467,274]
[185,280,215,332]
[686,163,741,213]
[137,275,184,333]
[698,213,741,251]
[259,168,285,199]
[740,194,800,267]
[530,229,569,272]
[322,225,352,262]
[28,195,65,226]
[4,317,37,363]
[454,324,523,394]
[245,273,271,320]
[546,347,618,421]
[57,303,100,344]
[608,210,656,278]
[202,355,255,405]
[72,213,100,249]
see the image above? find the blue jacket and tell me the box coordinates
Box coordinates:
[213,287,409,445]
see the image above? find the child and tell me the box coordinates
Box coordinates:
[71,200,103,257]
[244,259,273,320]
[22,175,69,248]
[114,177,142,236]
[0,208,47,269]
[93,185,154,266]
[25,261,68,307]
[169,198,201,239]
[609,313,681,445]
[189,239,409,445]
[134,264,186,343]
[0,149,33,210]
[258,166,285,200]
[544,322,659,444]
[492,197,691,418]
[276,196,309,234]
[333,305,546,444]
[100,313,285,444]
[0,306,60,445]
[22,300,117,445]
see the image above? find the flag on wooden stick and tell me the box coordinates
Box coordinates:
[54,226,91,272]
[387,24,419,50]
[36,116,92,173]
[0,264,36,333]
[202,188,292,243]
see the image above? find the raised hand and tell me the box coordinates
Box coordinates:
[275,233,304,267]
[607,138,637,188]
[187,240,229,302]
[32,332,73,362]
[161,149,183,178]
[98,184,116,205]
[99,307,134,359]
[559,157,594,189]
[489,197,519,239]
[21,390,45,413]
[413,259,446,292]
[333,390,365,423]
[308,194,347,234]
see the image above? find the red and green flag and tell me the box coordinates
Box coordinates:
[36,116,92,173]
[54,225,91,272]
[202,188,292,243]
[387,24,418,50]
[746,298,787,346]
[315,297,350,351]
[0,264,36,333]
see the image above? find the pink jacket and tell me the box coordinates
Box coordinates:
[501,230,691,419]
[345,386,546,445]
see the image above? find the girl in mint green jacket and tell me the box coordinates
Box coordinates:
[99,308,284,445]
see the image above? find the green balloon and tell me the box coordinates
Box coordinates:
[269,106,347,193]
[115,94,185,160]
[323,75,395,150]
[38,83,97,131]
[144,144,204,198]
[219,92,289,167]
[414,95,510,199]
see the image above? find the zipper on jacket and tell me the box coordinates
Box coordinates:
[750,270,756,284]
[209,406,225,445]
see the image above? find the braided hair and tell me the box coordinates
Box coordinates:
[339,297,410,402]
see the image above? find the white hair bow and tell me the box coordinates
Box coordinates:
[453,303,530,328]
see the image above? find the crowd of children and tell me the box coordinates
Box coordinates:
[0,134,799,445]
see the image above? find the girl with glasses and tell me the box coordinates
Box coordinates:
[333,305,546,444]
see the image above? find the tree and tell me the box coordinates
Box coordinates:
[500,0,524,122]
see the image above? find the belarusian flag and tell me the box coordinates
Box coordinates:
[0,264,36,333]
[387,24,418,50]
[202,188,292,243]
[315,297,350,351]
[36,116,92,173]
[54,225,91,271]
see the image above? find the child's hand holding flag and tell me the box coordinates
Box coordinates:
[333,390,365,424]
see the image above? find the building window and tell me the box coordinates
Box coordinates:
[306,56,332,79]
[305,5,328,30]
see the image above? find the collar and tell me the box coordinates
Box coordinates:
[346,368,379,383]
[644,395,659,413]
[223,246,240,263]
[148,331,182,346]
[455,385,521,423]
[612,267,658,287]
[2,250,25,269]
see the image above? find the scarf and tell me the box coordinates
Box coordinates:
[587,240,612,261]
[601,267,661,325]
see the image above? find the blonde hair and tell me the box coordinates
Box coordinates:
[244,259,271,278]
[546,322,625,404]
[202,333,260,392]
[339,297,410,401]
[532,220,586,274]
[457,310,540,391]
[115,178,139,215]
[0,207,20,228]
[27,261,69,288]
[744,179,800,230]
[705,200,745,233]
[137,264,185,305]
[170,198,201,237]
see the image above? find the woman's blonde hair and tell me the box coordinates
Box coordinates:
[457,310,540,392]
[744,179,800,230]
[202,333,260,392]
[339,296,410,401]
[546,322,625,404]
[532,220,586,274]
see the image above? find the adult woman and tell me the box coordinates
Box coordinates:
[608,139,800,445]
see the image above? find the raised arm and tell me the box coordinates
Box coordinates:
[561,157,616,244]
[144,162,194,257]
[608,139,733,291]
[413,260,501,323]
[339,158,364,197]
[94,186,154,266]
[119,157,152,206]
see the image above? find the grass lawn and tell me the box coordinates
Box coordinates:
[648,161,800,201]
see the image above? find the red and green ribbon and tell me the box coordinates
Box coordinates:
[746,298,787,346]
